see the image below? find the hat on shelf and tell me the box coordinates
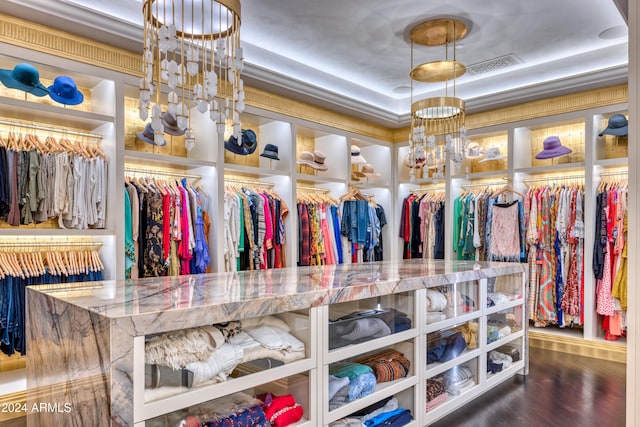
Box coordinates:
[224,129,258,155]
[479,146,506,162]
[48,75,83,105]
[0,63,49,97]
[162,111,186,136]
[297,150,328,171]
[260,143,280,160]
[465,142,484,159]
[598,114,628,137]
[137,122,167,147]
[361,163,381,179]
[350,145,367,164]
[535,135,572,159]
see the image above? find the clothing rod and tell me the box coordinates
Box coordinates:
[0,119,103,140]
[225,177,275,187]
[461,181,506,188]
[125,167,201,180]
[0,241,103,250]
[523,174,584,184]
[599,171,628,178]
[297,185,331,193]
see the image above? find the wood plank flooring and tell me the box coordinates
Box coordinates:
[429,346,626,427]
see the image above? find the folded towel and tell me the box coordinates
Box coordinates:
[336,318,391,342]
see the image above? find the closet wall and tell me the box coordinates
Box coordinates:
[395,88,629,356]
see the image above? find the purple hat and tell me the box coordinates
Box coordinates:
[535,136,572,159]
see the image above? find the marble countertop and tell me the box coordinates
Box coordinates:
[27,260,526,329]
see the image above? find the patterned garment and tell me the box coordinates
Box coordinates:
[143,191,165,277]
[536,189,557,324]
[201,405,268,426]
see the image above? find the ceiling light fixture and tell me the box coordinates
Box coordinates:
[140,0,244,147]
[408,18,468,181]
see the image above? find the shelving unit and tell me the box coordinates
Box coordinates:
[25,260,527,427]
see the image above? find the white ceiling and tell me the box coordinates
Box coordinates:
[1,0,628,127]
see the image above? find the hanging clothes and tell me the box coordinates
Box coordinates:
[0,247,105,356]
[593,180,628,340]
[296,190,341,266]
[0,134,107,229]
[223,185,287,272]
[524,183,585,328]
[340,188,385,264]
[124,176,211,278]
[399,190,445,260]
[453,186,524,263]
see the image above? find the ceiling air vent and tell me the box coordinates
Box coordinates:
[465,54,523,76]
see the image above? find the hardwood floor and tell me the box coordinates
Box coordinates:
[429,346,626,427]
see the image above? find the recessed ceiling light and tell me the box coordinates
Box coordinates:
[599,25,627,40]
[392,85,411,94]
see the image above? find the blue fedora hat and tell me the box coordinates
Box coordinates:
[48,76,84,105]
[0,63,49,97]
[225,129,258,155]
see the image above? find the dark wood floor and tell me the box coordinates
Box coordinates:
[430,346,626,427]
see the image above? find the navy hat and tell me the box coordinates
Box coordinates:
[599,114,628,137]
[0,63,49,97]
[260,143,280,160]
[136,123,167,146]
[48,76,84,105]
[224,129,257,155]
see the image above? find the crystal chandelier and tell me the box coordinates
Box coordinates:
[408,18,468,181]
[140,0,245,147]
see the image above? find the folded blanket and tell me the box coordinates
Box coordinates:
[244,325,305,352]
[329,362,373,379]
[185,343,244,386]
[329,372,377,410]
[427,289,448,312]
[146,325,225,370]
[336,318,391,342]
[242,315,291,333]
[329,375,351,400]
[229,331,306,364]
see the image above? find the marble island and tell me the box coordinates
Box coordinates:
[26,259,527,426]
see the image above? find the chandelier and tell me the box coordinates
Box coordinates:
[408,18,468,181]
[140,0,244,147]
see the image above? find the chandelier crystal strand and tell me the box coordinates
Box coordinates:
[140,0,243,147]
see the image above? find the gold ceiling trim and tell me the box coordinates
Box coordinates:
[0,13,394,142]
[393,84,628,142]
